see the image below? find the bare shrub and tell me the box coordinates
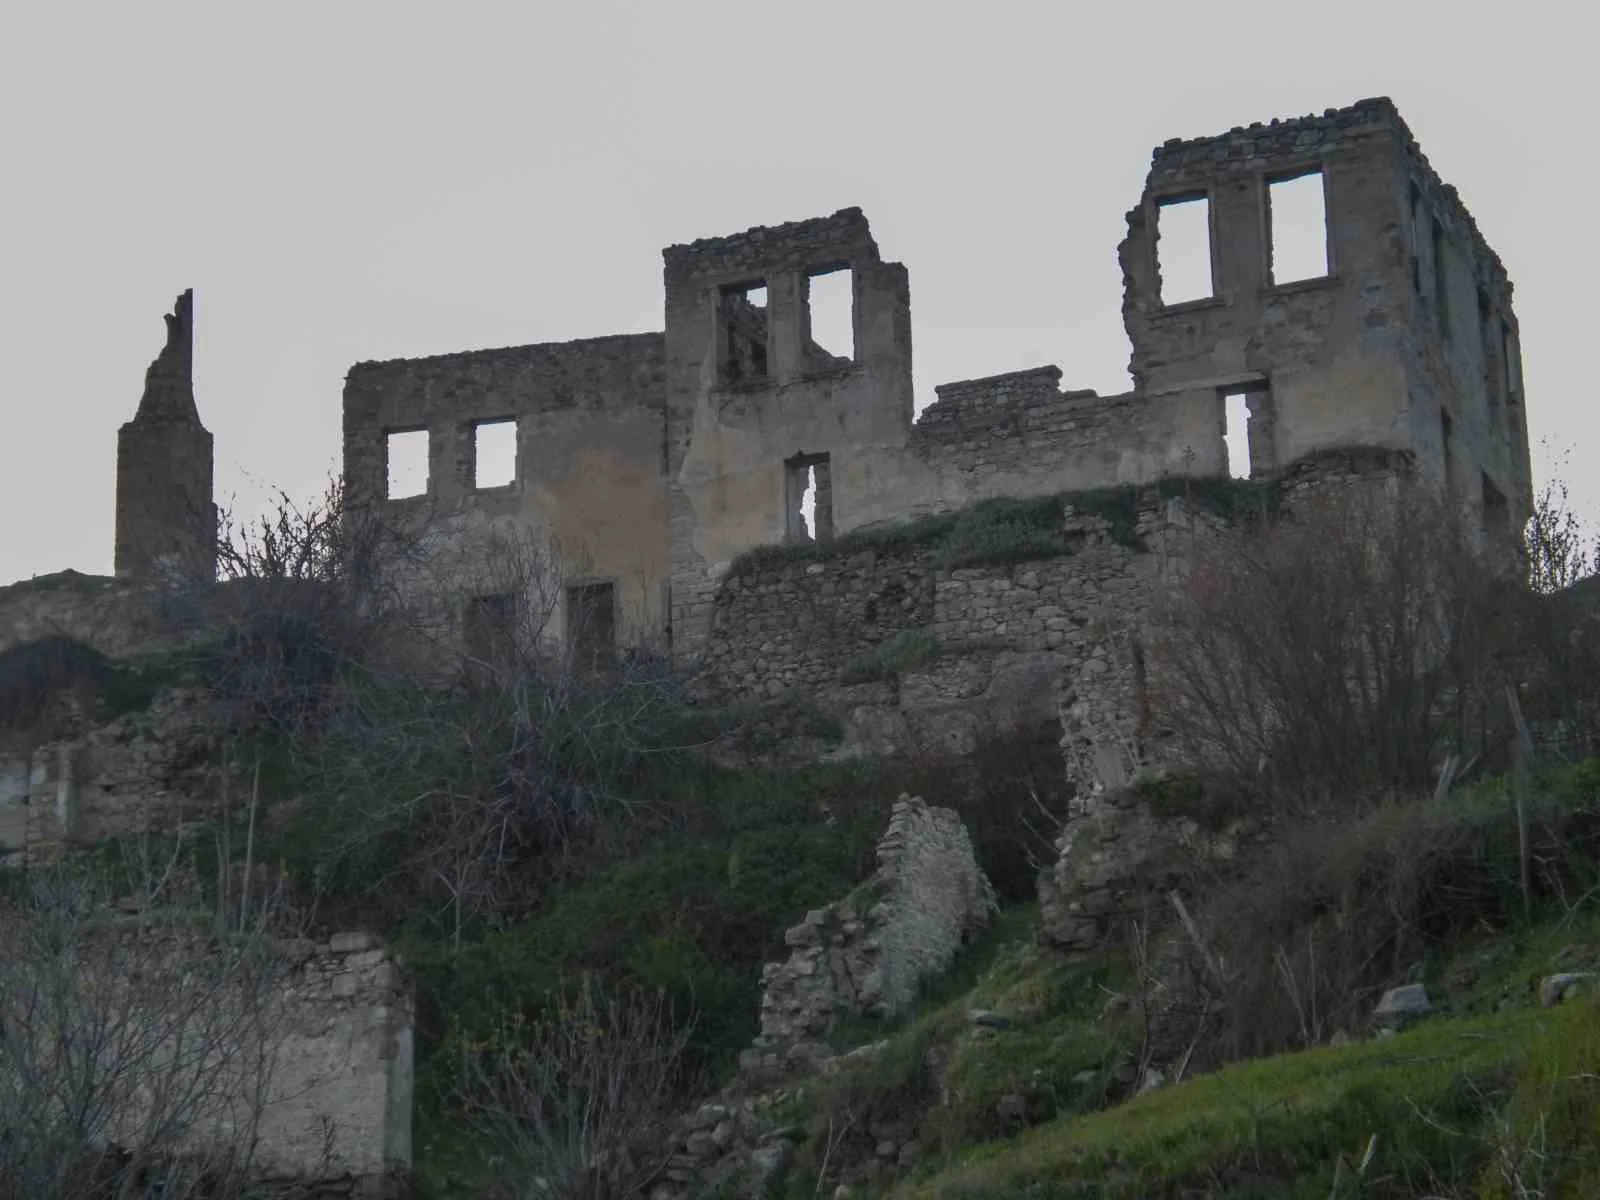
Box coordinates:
[1150,772,1600,1072]
[452,977,693,1200]
[163,476,423,742]
[0,833,296,1200]
[1148,482,1527,809]
[1513,479,1600,761]
[217,502,698,940]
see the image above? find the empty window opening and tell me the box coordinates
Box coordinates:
[719,282,770,384]
[1221,386,1273,480]
[1431,220,1450,338]
[1408,181,1424,296]
[805,266,855,366]
[1482,474,1511,542]
[386,429,429,500]
[1223,392,1252,479]
[567,581,617,672]
[465,591,517,664]
[1156,195,1214,305]
[1441,408,1455,493]
[1502,319,1521,398]
[1266,171,1329,284]
[785,452,833,543]
[1478,291,1503,420]
[473,419,517,489]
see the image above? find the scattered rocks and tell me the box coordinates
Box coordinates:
[1539,972,1597,1007]
[1137,1067,1166,1094]
[1372,983,1432,1028]
[969,1008,1013,1029]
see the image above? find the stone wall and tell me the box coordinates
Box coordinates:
[1,688,221,862]
[343,333,672,650]
[907,367,1223,508]
[4,913,411,1194]
[1037,785,1267,954]
[740,796,995,1082]
[699,494,1201,761]
[0,572,168,658]
[254,930,413,1190]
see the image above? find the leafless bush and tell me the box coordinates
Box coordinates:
[0,829,296,1200]
[1148,482,1536,810]
[1524,478,1600,596]
[163,476,424,741]
[213,506,699,939]
[1147,778,1600,1073]
[1512,479,1600,761]
[452,977,693,1200]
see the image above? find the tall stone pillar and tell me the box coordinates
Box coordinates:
[114,289,216,580]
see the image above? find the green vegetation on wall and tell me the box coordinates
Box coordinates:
[728,474,1279,578]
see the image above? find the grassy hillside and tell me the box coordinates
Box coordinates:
[750,760,1600,1199]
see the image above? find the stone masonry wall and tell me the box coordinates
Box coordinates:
[699,496,1184,761]
[0,572,169,659]
[9,915,411,1194]
[2,688,221,862]
[740,795,995,1083]
[907,367,1223,507]
[255,930,413,1190]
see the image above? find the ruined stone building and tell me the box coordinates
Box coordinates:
[84,96,1529,667]
[331,97,1530,664]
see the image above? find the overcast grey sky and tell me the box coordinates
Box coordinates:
[1,0,1591,586]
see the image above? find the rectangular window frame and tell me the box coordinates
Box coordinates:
[801,263,859,372]
[384,427,431,502]
[1263,166,1332,288]
[470,417,519,492]
[1153,190,1218,310]
[716,280,772,387]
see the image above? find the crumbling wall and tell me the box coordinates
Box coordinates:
[5,688,220,861]
[0,573,168,659]
[253,930,412,1189]
[59,921,412,1192]
[1037,785,1266,954]
[740,795,994,1082]
[343,333,672,650]
[906,367,1223,512]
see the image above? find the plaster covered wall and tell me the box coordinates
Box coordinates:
[343,334,672,650]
